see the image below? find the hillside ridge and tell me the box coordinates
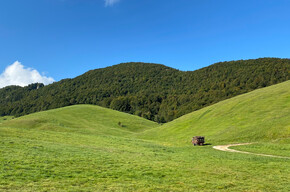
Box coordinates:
[0,57,289,122]
[140,80,290,145]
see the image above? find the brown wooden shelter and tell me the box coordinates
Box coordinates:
[192,136,205,146]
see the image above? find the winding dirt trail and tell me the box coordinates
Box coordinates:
[213,143,290,159]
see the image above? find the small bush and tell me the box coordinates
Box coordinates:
[118,122,123,127]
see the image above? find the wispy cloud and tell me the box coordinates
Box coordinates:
[105,0,120,7]
[0,61,55,88]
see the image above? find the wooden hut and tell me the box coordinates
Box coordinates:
[192,136,205,146]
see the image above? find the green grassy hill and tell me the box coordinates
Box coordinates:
[2,105,158,137]
[141,80,290,145]
[0,82,289,191]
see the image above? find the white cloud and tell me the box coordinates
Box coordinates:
[0,61,55,88]
[105,0,120,7]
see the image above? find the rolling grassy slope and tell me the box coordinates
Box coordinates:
[0,82,289,191]
[0,116,14,124]
[141,80,290,145]
[2,105,158,136]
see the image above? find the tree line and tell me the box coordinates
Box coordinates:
[0,58,289,123]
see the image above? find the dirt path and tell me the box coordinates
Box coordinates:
[213,143,290,159]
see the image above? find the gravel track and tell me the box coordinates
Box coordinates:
[213,143,290,159]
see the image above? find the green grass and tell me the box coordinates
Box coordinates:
[3,105,158,136]
[0,116,14,124]
[140,80,290,146]
[0,81,290,191]
[232,142,290,157]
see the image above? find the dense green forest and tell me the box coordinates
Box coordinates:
[0,58,289,122]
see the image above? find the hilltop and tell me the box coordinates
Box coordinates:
[1,105,158,136]
[0,57,289,122]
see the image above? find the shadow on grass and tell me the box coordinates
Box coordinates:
[191,143,212,146]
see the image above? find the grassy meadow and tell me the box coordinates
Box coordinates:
[0,81,290,191]
[0,116,14,124]
[140,80,290,145]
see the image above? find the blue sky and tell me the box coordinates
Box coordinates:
[0,0,290,87]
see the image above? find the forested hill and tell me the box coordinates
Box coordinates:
[0,58,289,122]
